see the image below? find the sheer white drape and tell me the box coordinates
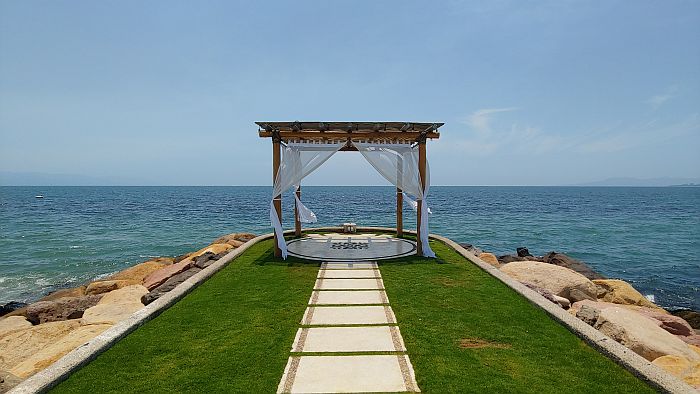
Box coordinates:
[354,142,435,257]
[294,193,317,223]
[403,192,432,214]
[270,142,345,258]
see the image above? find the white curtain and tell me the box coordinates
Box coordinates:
[294,193,317,223]
[270,142,345,258]
[355,142,436,257]
[403,192,432,214]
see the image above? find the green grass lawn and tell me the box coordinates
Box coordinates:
[381,240,655,393]
[52,237,654,393]
[52,240,320,393]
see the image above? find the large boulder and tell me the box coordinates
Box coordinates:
[0,320,81,370]
[592,279,662,310]
[541,252,605,280]
[142,267,203,305]
[652,355,700,390]
[38,286,86,302]
[477,253,500,268]
[143,244,230,289]
[107,260,169,283]
[81,285,148,325]
[212,234,244,248]
[10,324,112,379]
[0,317,32,339]
[213,233,255,245]
[594,307,700,361]
[184,243,233,262]
[570,300,693,336]
[85,280,133,295]
[500,261,597,302]
[25,295,103,325]
[142,260,192,290]
[97,285,147,305]
[1,369,22,393]
[192,252,227,269]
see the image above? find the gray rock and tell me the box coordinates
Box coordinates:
[458,243,483,256]
[576,304,600,326]
[192,251,227,269]
[670,309,700,329]
[542,252,606,280]
[193,252,216,268]
[0,302,28,317]
[498,254,528,264]
[25,295,103,324]
[141,267,202,305]
[516,247,532,257]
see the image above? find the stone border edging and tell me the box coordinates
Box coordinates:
[9,227,695,393]
[9,233,275,394]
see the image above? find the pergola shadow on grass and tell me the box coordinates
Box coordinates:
[51,239,654,393]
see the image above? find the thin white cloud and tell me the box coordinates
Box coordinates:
[646,85,679,110]
[647,94,673,110]
[464,107,518,135]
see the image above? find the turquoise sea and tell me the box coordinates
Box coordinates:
[0,186,698,310]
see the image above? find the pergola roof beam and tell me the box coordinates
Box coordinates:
[256,121,442,141]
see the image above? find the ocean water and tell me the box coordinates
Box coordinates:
[0,186,698,310]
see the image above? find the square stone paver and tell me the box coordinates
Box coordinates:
[302,306,396,325]
[309,290,388,305]
[292,326,406,352]
[318,269,380,279]
[278,355,419,393]
[315,278,383,290]
[322,261,378,270]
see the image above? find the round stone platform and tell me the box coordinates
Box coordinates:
[286,233,416,261]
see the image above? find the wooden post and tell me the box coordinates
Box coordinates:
[294,185,302,237]
[397,154,403,237]
[396,187,403,237]
[416,140,427,256]
[272,139,282,257]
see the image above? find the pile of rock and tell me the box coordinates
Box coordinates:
[0,232,255,393]
[483,246,700,389]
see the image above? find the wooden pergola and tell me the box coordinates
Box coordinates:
[258,121,443,258]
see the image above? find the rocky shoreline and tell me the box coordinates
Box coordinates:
[0,232,255,393]
[1,236,698,392]
[462,243,700,389]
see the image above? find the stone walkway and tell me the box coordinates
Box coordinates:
[277,261,420,393]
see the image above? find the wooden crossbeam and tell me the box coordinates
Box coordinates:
[258,131,439,140]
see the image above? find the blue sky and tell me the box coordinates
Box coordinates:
[1,1,698,185]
